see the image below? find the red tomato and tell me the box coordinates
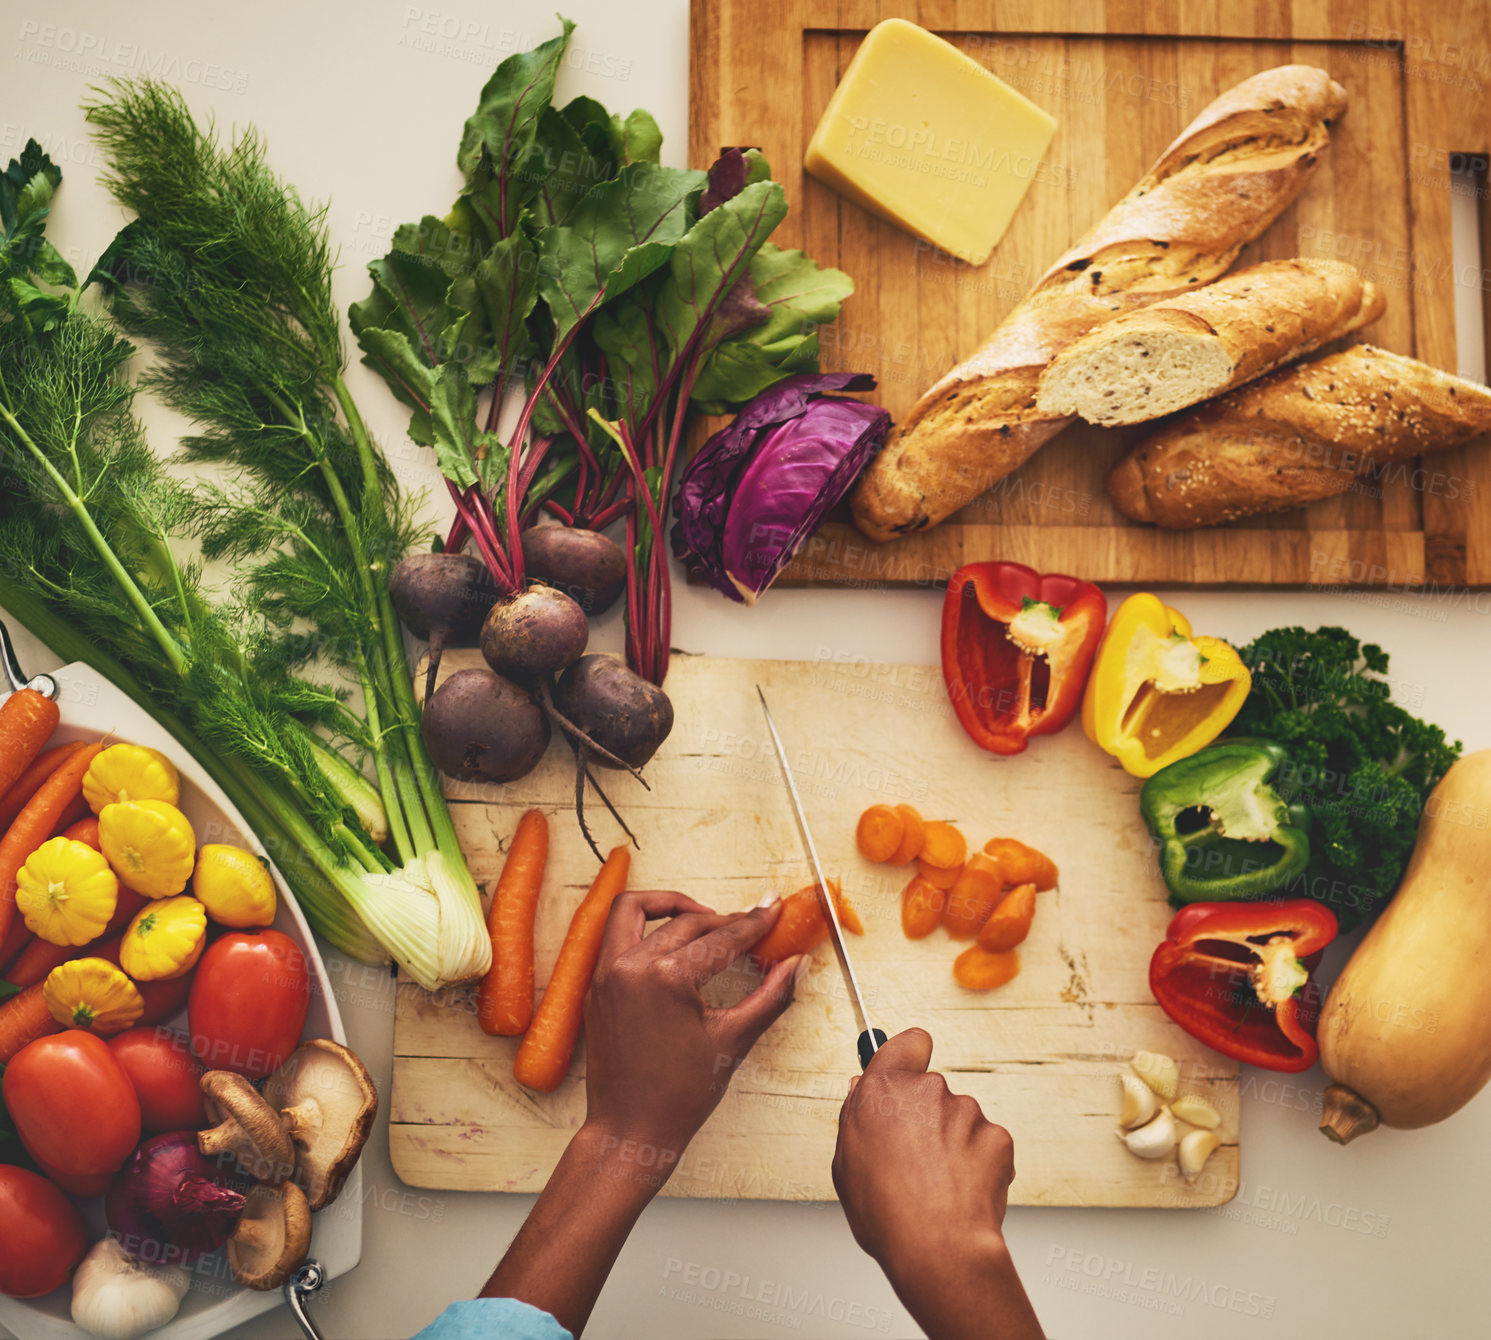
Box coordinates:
[3,1030,141,1176]
[188,930,310,1079]
[0,1165,88,1296]
[33,1156,111,1199]
[108,1027,207,1133]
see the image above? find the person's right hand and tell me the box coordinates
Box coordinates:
[832,1029,1043,1340]
[832,1028,1014,1263]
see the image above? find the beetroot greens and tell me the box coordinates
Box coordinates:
[349,22,853,688]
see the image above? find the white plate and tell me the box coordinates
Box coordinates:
[0,662,363,1340]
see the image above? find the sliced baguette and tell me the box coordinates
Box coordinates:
[849,64,1348,542]
[1108,345,1491,528]
[1036,259,1385,426]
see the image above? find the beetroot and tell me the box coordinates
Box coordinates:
[553,654,674,770]
[521,525,627,615]
[421,668,550,783]
[480,585,589,681]
[389,552,500,701]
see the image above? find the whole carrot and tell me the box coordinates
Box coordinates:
[0,742,103,945]
[5,890,148,990]
[0,741,83,832]
[49,793,89,838]
[0,689,61,802]
[514,846,630,1094]
[60,815,101,850]
[478,810,549,1037]
[0,981,60,1063]
[0,920,30,976]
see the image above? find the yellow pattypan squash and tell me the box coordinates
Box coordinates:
[120,895,208,981]
[98,800,197,898]
[83,743,181,814]
[14,837,120,946]
[192,844,278,928]
[43,958,143,1035]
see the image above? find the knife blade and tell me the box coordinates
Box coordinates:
[756,686,887,1069]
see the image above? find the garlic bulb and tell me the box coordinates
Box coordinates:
[72,1238,190,1340]
[1118,1072,1159,1129]
[1116,1106,1176,1160]
[1131,1050,1179,1100]
[1171,1095,1221,1130]
[1180,1129,1221,1182]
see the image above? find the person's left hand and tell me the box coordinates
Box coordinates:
[581,889,802,1174]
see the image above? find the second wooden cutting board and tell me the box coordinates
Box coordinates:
[391,651,1240,1207]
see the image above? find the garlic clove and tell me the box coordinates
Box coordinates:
[1118,1072,1159,1129]
[1179,1128,1221,1182]
[1116,1106,1176,1160]
[1171,1095,1221,1130]
[1131,1049,1179,1100]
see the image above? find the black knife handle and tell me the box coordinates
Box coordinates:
[857,1028,889,1070]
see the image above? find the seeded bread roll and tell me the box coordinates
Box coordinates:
[849,65,1349,543]
[1107,345,1491,528]
[1036,259,1385,426]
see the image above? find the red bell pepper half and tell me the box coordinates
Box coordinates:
[1149,900,1339,1073]
[940,562,1106,756]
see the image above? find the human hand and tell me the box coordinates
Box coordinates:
[833,1028,1018,1280]
[581,889,803,1171]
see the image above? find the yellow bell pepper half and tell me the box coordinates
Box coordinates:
[98,799,197,898]
[120,895,208,981]
[14,837,120,946]
[83,742,181,814]
[43,958,144,1035]
[1081,594,1251,778]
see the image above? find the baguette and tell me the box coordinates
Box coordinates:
[1108,345,1491,528]
[850,65,1348,543]
[1036,259,1385,426]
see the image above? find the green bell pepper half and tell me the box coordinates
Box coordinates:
[1139,740,1311,905]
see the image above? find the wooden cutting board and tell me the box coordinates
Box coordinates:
[690,0,1491,588]
[390,651,1240,1207]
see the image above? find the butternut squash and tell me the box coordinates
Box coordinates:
[1317,750,1491,1143]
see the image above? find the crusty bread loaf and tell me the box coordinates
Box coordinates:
[1036,259,1385,426]
[1108,345,1491,528]
[849,65,1348,543]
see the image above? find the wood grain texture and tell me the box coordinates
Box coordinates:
[688,0,1491,587]
[391,651,1239,1206]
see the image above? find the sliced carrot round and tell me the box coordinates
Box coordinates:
[953,945,1021,991]
[886,804,925,865]
[977,883,1037,952]
[916,857,962,890]
[942,852,1003,939]
[900,876,945,939]
[982,838,1057,891]
[919,821,967,869]
[856,805,903,863]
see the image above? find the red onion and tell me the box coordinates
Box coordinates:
[106,1132,246,1266]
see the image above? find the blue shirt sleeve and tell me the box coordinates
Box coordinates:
[411,1298,574,1340]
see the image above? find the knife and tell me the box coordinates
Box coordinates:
[757,686,888,1069]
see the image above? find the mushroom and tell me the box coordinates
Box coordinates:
[198,1071,295,1185]
[228,1181,312,1291]
[264,1038,377,1211]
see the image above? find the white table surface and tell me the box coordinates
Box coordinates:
[5,4,1489,1336]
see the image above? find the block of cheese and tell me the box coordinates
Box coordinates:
[804,19,1057,265]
